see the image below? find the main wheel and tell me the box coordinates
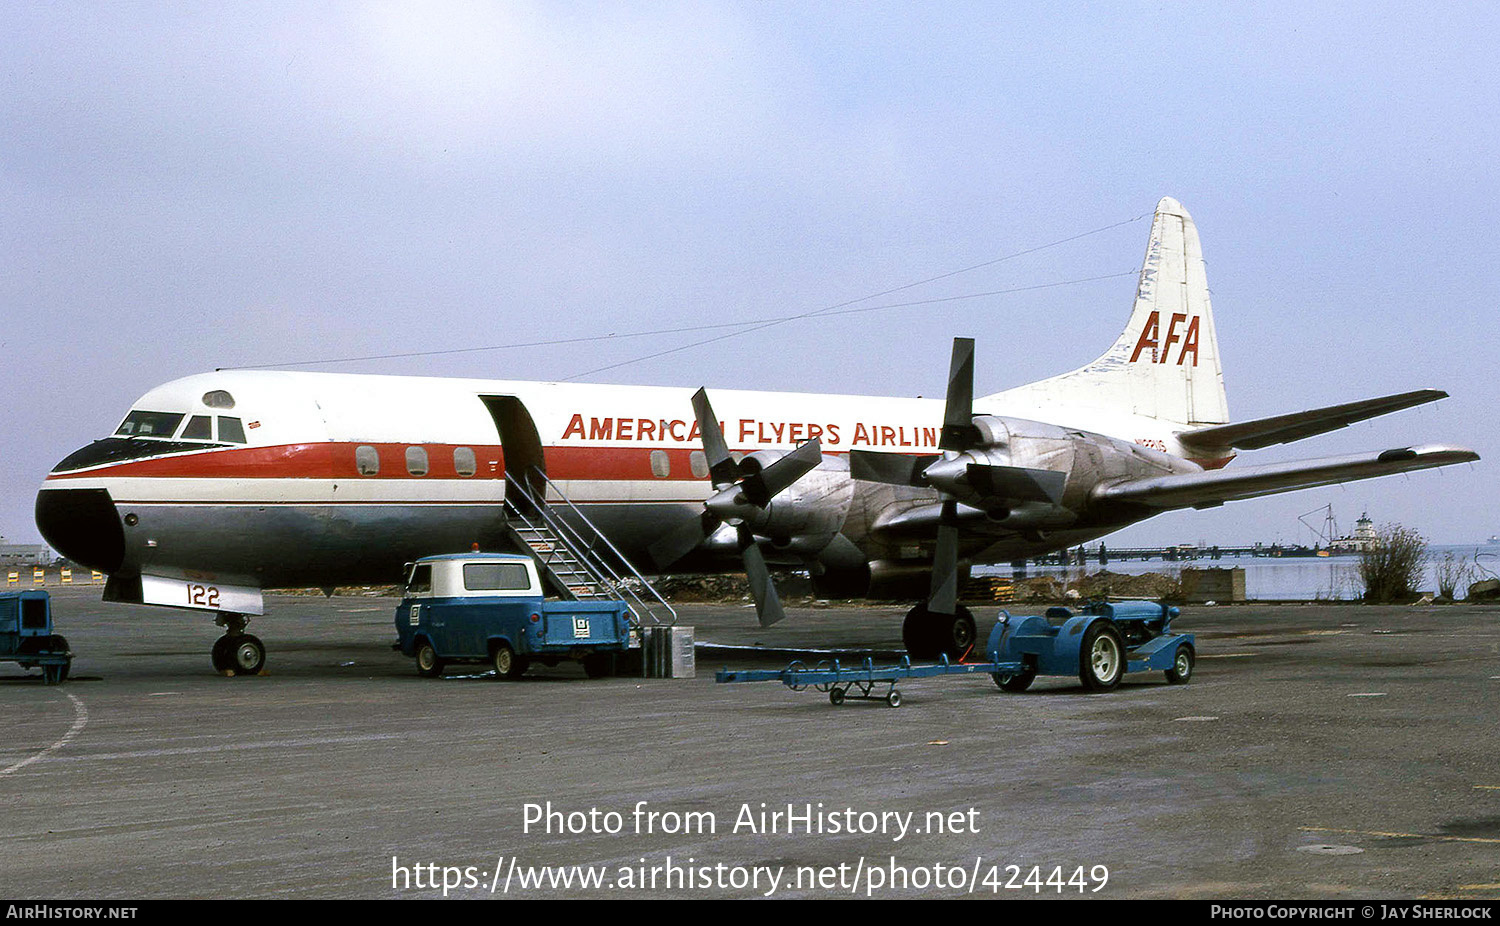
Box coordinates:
[1078,620,1124,691]
[493,643,527,680]
[415,641,444,678]
[902,604,976,661]
[1165,643,1195,684]
[230,634,266,676]
[993,668,1037,692]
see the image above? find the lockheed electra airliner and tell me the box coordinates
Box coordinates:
[35,198,1479,673]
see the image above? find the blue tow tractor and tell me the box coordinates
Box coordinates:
[0,590,74,685]
[716,600,1194,707]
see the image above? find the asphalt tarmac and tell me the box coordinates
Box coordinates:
[1,587,1497,900]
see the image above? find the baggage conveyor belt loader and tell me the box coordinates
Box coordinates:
[715,600,1194,707]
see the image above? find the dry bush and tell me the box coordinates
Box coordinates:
[1433,552,1473,601]
[1356,524,1429,603]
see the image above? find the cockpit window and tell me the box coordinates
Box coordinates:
[115,411,185,438]
[181,415,213,440]
[202,390,235,409]
[217,417,247,444]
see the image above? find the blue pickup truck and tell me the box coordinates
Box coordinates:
[393,553,634,680]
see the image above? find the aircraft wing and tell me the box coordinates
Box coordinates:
[1177,389,1448,452]
[1091,444,1478,512]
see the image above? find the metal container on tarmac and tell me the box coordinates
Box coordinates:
[643,626,695,678]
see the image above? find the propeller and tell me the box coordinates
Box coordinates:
[649,388,822,627]
[848,338,978,619]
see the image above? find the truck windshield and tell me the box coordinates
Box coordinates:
[115,410,185,438]
[463,563,532,591]
[406,564,432,594]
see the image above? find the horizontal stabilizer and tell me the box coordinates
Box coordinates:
[1178,390,1448,452]
[1092,444,1478,512]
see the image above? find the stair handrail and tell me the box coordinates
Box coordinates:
[503,470,676,627]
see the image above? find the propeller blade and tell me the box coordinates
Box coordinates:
[738,527,787,627]
[691,388,740,486]
[963,463,1068,505]
[940,337,981,452]
[849,450,940,487]
[740,439,822,507]
[927,501,960,616]
[648,511,720,570]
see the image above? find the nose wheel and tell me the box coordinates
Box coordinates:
[210,613,266,676]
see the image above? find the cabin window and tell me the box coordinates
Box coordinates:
[115,411,184,438]
[218,417,247,444]
[463,562,532,591]
[202,390,235,409]
[356,445,380,476]
[181,415,213,440]
[406,446,429,476]
[405,563,432,594]
[650,449,671,478]
[453,447,477,477]
[689,450,710,479]
[21,598,47,630]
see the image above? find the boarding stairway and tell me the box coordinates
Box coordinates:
[501,468,676,630]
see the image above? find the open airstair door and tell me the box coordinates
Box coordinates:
[480,395,547,515]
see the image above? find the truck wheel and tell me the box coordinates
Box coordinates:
[1079,620,1124,691]
[415,641,444,678]
[1165,643,1195,684]
[993,668,1036,692]
[582,653,614,679]
[493,643,527,680]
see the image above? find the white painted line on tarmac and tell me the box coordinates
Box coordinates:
[1348,692,1388,698]
[1,692,88,776]
[46,732,403,763]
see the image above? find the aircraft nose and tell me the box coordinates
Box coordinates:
[35,486,126,575]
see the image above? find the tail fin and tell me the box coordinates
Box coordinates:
[987,197,1229,429]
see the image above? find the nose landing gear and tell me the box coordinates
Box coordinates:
[210,612,266,676]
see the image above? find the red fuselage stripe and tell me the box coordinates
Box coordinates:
[44,442,720,482]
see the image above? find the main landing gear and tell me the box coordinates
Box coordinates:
[210,612,266,676]
[902,603,977,662]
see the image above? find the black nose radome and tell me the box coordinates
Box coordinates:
[35,487,125,574]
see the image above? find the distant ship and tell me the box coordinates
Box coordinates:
[1298,506,1377,556]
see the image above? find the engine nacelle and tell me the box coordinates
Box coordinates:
[740,453,855,542]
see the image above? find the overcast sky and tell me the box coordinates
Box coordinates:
[2,2,1494,548]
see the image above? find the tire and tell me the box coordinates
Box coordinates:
[1165,643,1195,684]
[1078,620,1124,691]
[582,653,614,679]
[886,689,902,709]
[993,668,1037,692]
[47,634,69,654]
[829,688,845,706]
[493,643,527,680]
[902,604,976,661]
[230,634,266,676]
[210,635,234,672]
[415,640,444,678]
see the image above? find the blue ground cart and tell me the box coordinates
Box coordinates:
[0,590,73,685]
[716,600,1194,707]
